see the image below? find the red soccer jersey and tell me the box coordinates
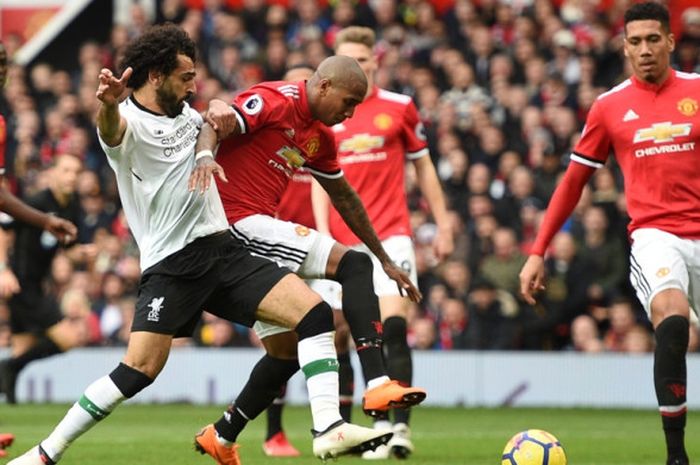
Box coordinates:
[329,87,428,245]
[573,70,700,238]
[216,81,341,224]
[276,168,316,228]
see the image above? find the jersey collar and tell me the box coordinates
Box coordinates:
[129,95,167,117]
[631,68,676,93]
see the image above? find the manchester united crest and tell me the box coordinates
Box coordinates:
[306,137,320,157]
[373,113,393,130]
[656,267,670,278]
[295,225,310,236]
[677,98,698,117]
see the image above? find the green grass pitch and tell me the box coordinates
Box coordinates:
[1,404,697,464]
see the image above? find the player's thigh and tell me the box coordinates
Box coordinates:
[231,215,334,278]
[132,270,213,338]
[252,278,342,342]
[122,331,174,379]
[353,235,418,298]
[206,238,293,328]
[629,228,691,319]
[379,294,413,320]
[256,274,323,329]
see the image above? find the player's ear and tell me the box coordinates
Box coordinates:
[318,78,331,96]
[667,32,675,53]
[148,70,164,86]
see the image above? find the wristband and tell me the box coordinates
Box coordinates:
[195,150,214,161]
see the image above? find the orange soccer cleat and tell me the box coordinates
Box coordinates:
[262,431,300,457]
[0,433,14,458]
[194,424,241,465]
[362,380,426,417]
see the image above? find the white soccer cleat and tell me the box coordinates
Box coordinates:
[389,423,414,459]
[312,420,393,460]
[7,446,50,465]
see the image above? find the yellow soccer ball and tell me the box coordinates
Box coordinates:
[501,429,567,465]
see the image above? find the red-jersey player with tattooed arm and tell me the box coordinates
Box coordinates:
[520,4,700,465]
[189,56,426,465]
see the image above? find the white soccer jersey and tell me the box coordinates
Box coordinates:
[98,96,228,271]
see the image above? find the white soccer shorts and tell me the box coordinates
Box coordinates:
[629,228,700,320]
[351,235,417,298]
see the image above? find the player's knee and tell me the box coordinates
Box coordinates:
[109,363,154,398]
[383,315,408,346]
[262,331,299,359]
[335,250,373,283]
[294,301,334,340]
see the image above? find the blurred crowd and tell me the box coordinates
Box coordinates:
[1,0,699,354]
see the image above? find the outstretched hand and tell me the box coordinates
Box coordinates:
[96,67,133,105]
[519,255,546,305]
[383,262,422,303]
[188,155,228,194]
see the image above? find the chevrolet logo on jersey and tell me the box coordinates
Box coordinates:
[276,146,305,168]
[633,122,692,144]
[339,134,385,153]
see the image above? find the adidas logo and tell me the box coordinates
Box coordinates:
[623,109,639,122]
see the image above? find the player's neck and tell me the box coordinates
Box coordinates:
[131,88,166,116]
[635,67,672,88]
[365,79,375,99]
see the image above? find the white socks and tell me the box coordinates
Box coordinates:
[297,332,342,432]
[41,376,125,462]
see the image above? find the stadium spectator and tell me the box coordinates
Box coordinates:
[604,298,644,352]
[480,227,526,299]
[0,153,89,404]
[578,205,628,307]
[520,4,699,463]
[437,297,468,350]
[409,317,437,350]
[464,277,518,350]
[568,314,604,353]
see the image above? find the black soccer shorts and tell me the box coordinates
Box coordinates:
[132,231,291,337]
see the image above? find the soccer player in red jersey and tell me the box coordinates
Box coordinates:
[520,4,699,465]
[263,64,357,458]
[311,26,454,459]
[189,56,427,464]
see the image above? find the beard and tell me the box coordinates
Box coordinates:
[156,86,188,118]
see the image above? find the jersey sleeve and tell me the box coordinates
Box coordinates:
[305,128,342,179]
[96,104,134,161]
[232,85,293,135]
[401,101,429,160]
[571,98,610,168]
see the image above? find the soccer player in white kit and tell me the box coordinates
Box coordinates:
[520,4,700,465]
[9,24,390,465]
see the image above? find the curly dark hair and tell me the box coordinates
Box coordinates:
[624,2,670,33]
[120,23,196,90]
